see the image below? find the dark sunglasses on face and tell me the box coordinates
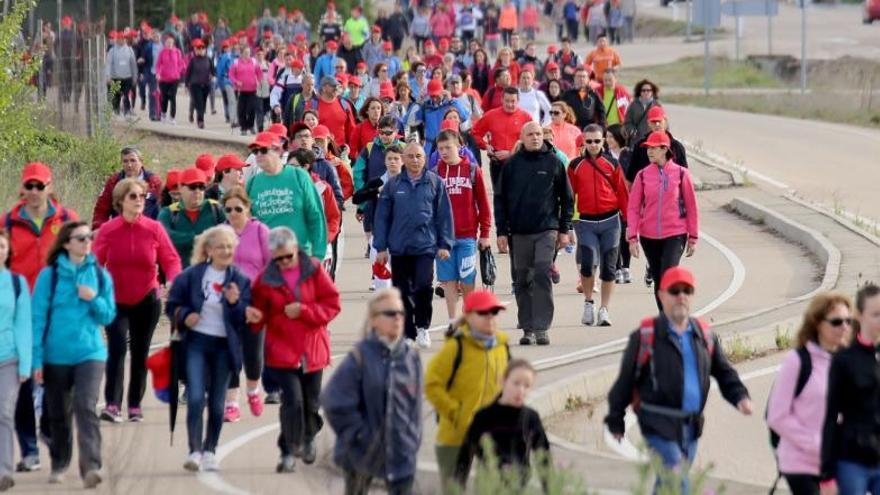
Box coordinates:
[273,253,295,263]
[377,309,405,318]
[585,139,603,144]
[24,182,47,191]
[475,308,502,317]
[255,147,270,155]
[667,286,694,296]
[185,183,207,191]
[826,317,853,327]
[224,206,245,214]
[71,232,96,243]
[127,192,147,201]
[379,130,396,136]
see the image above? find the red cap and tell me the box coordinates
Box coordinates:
[249,131,281,149]
[547,44,558,54]
[575,134,585,148]
[179,167,208,186]
[521,63,535,74]
[215,154,247,173]
[268,123,289,138]
[545,61,559,71]
[326,40,338,51]
[382,40,393,50]
[61,15,73,27]
[286,43,297,52]
[647,105,667,122]
[108,30,118,40]
[379,80,395,99]
[21,162,52,184]
[348,76,362,87]
[356,61,367,70]
[312,125,331,140]
[294,33,306,42]
[440,119,458,132]
[424,39,434,48]
[372,261,392,280]
[439,38,449,48]
[170,14,179,24]
[221,40,231,49]
[335,73,349,86]
[372,24,382,33]
[194,153,215,176]
[427,79,443,96]
[291,58,304,69]
[659,266,696,291]
[641,131,671,148]
[191,38,205,48]
[165,168,181,190]
[463,290,507,313]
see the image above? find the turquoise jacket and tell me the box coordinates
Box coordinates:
[31,253,116,369]
[0,269,32,378]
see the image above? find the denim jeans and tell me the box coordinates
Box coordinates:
[185,332,231,454]
[644,425,699,494]
[837,460,880,495]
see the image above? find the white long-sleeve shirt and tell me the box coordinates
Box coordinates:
[518,88,552,126]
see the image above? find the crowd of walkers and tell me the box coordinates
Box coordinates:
[2,2,879,495]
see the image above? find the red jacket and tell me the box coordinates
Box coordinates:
[471,107,533,154]
[349,119,378,160]
[481,85,505,112]
[435,156,492,239]
[250,255,341,372]
[488,60,520,88]
[93,214,182,305]
[92,170,164,230]
[312,172,341,243]
[2,200,78,289]
[595,83,632,124]
[568,154,629,221]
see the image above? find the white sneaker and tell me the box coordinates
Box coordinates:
[622,268,632,284]
[597,306,612,326]
[183,452,202,472]
[581,301,595,326]
[169,118,177,126]
[415,328,432,348]
[201,452,219,472]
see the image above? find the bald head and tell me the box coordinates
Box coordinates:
[521,122,544,151]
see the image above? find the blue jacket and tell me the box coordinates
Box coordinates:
[312,53,337,84]
[382,55,402,79]
[0,270,32,378]
[216,52,236,89]
[165,262,251,372]
[373,169,454,256]
[414,98,471,154]
[32,254,115,369]
[322,334,422,482]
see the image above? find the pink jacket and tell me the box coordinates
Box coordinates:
[626,160,698,243]
[229,57,262,93]
[766,342,831,476]
[155,47,185,83]
[429,12,455,38]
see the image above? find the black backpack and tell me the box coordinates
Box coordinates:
[766,346,812,495]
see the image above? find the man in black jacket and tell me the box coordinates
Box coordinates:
[625,106,689,184]
[561,66,606,129]
[605,267,752,493]
[495,122,574,347]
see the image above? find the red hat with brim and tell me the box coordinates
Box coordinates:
[659,266,696,291]
[165,168,181,190]
[547,44,558,54]
[61,16,73,27]
[291,59,304,69]
[372,25,382,33]
[646,105,667,123]
[424,40,434,48]
[382,41,393,50]
[348,76,362,87]
[312,125,331,140]
[268,123,289,139]
[215,154,247,173]
[180,167,208,186]
[194,153,215,176]
[356,61,367,70]
[336,73,349,86]
[295,33,306,42]
[427,79,443,97]
[191,38,205,48]
[641,131,671,148]
[440,119,458,133]
[249,132,281,149]
[545,61,559,71]
[108,30,118,40]
[21,162,52,184]
[463,290,507,313]
[326,40,338,51]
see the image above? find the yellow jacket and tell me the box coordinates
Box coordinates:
[425,324,510,446]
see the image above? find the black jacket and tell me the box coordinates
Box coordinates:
[605,316,749,443]
[338,45,363,75]
[561,86,607,129]
[494,142,573,236]
[185,55,214,87]
[384,13,409,39]
[625,131,689,184]
[821,338,880,479]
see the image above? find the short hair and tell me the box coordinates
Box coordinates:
[378,115,397,130]
[120,145,142,159]
[385,143,403,155]
[436,130,460,145]
[112,178,148,212]
[561,36,571,43]
[583,123,604,135]
[221,185,251,208]
[502,86,519,97]
[493,67,509,80]
[268,226,298,252]
[291,148,316,166]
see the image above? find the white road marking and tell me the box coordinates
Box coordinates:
[197,423,280,494]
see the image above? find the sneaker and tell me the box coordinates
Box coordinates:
[183,452,202,472]
[415,328,431,349]
[16,455,40,472]
[247,392,264,417]
[48,471,64,484]
[549,264,560,284]
[622,268,632,284]
[615,269,624,284]
[519,331,536,346]
[160,113,167,123]
[224,403,241,423]
[100,405,123,423]
[264,392,281,405]
[169,118,177,125]
[83,469,102,489]
[434,285,445,298]
[276,455,296,473]
[128,407,143,422]
[645,269,653,288]
[597,306,612,327]
[302,439,317,465]
[581,301,595,326]
[201,452,219,472]
[179,387,187,405]
[197,121,205,129]
[240,130,248,136]
[0,475,14,491]
[535,331,550,346]
[368,279,376,291]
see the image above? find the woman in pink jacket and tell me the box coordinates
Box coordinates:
[429,3,455,42]
[229,46,263,135]
[766,292,851,495]
[626,130,698,308]
[155,35,185,124]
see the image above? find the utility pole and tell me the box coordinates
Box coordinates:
[129,0,133,28]
[800,0,807,94]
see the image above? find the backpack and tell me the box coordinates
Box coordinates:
[766,346,813,495]
[41,262,106,344]
[436,332,511,422]
[168,200,222,229]
[630,317,714,412]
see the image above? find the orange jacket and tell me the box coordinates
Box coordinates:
[2,200,79,289]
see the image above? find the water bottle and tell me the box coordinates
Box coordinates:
[565,243,575,254]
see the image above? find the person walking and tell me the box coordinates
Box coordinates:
[626,105,688,184]
[561,66,606,129]
[0,228,31,492]
[92,145,164,229]
[408,80,471,156]
[93,178,182,424]
[166,225,251,473]
[623,79,660,143]
[32,221,116,488]
[821,283,880,494]
[605,267,752,494]
[156,34,185,124]
[596,68,630,127]
[626,131,698,308]
[229,46,262,135]
[321,288,422,494]
[105,32,137,117]
[766,293,852,495]
[184,39,215,129]
[248,227,341,473]
[517,68,552,126]
[585,33,622,80]
[373,142,454,349]
[158,167,226,268]
[548,101,582,160]
[425,290,511,493]
[568,124,629,327]
[471,87,534,190]
[495,122,573,346]
[605,124,633,284]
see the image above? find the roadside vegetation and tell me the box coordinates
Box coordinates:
[618,56,781,89]
[635,14,724,37]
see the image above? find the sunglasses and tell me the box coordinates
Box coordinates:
[667,286,694,296]
[224,206,245,214]
[71,232,96,243]
[475,308,502,317]
[273,253,295,263]
[126,192,147,201]
[376,309,405,318]
[826,317,853,327]
[584,139,603,144]
[254,147,270,155]
[24,182,47,191]
[549,110,561,115]
[379,130,396,136]
[185,183,207,191]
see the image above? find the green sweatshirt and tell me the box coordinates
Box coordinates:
[246,165,328,258]
[158,200,226,267]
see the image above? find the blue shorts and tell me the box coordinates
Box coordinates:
[436,238,478,284]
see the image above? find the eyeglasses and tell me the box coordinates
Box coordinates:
[24,182,47,191]
[549,110,561,115]
[667,286,694,296]
[255,147,270,155]
[641,88,653,93]
[71,232,96,243]
[826,317,853,327]
[376,309,405,318]
[584,139,603,144]
[475,308,502,317]
[126,192,147,201]
[224,206,245,214]
[379,130,396,136]
[273,253,295,263]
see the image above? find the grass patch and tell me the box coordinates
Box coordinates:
[618,56,781,89]
[724,333,765,363]
[113,128,244,176]
[635,13,726,38]
[775,325,793,351]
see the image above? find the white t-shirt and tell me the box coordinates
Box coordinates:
[193,266,228,338]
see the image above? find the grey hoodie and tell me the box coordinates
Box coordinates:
[106,44,137,80]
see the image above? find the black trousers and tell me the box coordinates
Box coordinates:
[190,83,210,123]
[228,329,265,389]
[783,474,820,495]
[111,78,134,114]
[640,234,687,309]
[44,361,104,477]
[618,220,631,270]
[345,470,414,495]
[104,291,161,409]
[237,91,258,132]
[390,254,435,340]
[267,368,323,455]
[159,81,178,118]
